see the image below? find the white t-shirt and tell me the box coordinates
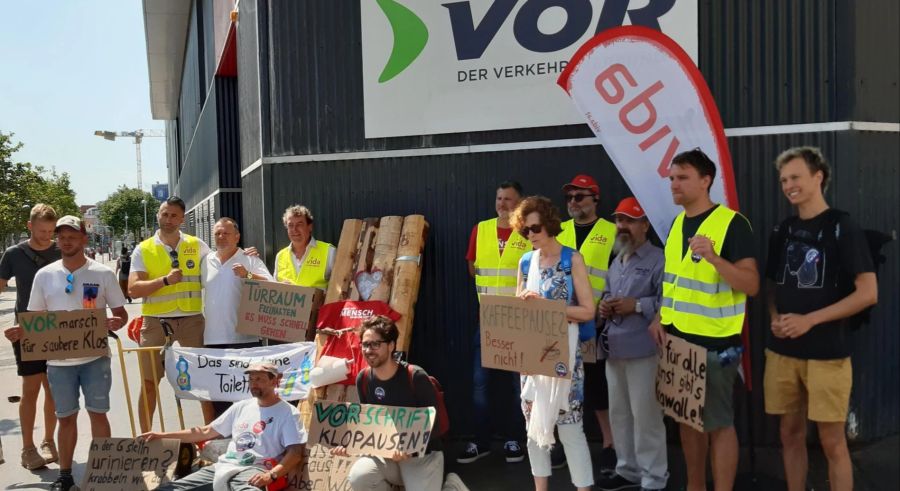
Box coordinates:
[201,249,273,345]
[274,238,336,282]
[212,398,306,471]
[27,258,126,366]
[131,231,211,317]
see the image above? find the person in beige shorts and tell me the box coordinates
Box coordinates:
[765,147,878,491]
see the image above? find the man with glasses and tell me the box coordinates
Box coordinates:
[596,198,667,491]
[650,149,759,491]
[460,180,530,464]
[558,174,617,472]
[10,215,128,491]
[1,204,60,471]
[128,196,210,432]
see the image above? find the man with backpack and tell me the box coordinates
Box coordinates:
[765,147,878,491]
[334,315,464,491]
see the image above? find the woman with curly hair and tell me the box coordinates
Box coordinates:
[511,196,595,491]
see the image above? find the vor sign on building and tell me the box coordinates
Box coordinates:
[361,0,698,138]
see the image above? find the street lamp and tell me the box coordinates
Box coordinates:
[141,199,148,238]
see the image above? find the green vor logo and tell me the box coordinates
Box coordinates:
[376,0,428,82]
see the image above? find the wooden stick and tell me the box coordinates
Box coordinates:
[390,215,429,353]
[369,216,403,302]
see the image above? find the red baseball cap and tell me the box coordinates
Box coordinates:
[612,197,646,219]
[562,174,600,195]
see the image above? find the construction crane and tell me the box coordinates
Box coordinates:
[93,129,165,190]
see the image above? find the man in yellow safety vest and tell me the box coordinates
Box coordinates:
[459,181,531,465]
[557,174,618,474]
[649,149,759,491]
[273,205,334,290]
[129,196,211,432]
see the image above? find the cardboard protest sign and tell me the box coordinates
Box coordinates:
[479,295,571,378]
[80,437,179,491]
[237,279,317,342]
[655,336,707,432]
[284,444,358,491]
[18,309,109,361]
[165,343,316,401]
[309,401,436,458]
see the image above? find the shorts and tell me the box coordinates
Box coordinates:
[583,357,609,411]
[702,348,738,432]
[140,315,205,380]
[12,340,47,376]
[47,357,112,417]
[763,349,852,422]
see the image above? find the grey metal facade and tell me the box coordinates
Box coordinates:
[160,0,899,444]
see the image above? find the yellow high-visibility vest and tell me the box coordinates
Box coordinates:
[140,235,203,315]
[660,206,747,338]
[275,240,332,289]
[558,218,616,303]
[473,218,531,300]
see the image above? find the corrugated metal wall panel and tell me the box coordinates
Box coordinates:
[217,191,244,240]
[237,0,262,170]
[177,82,220,209]
[240,168,267,258]
[215,77,241,189]
[851,0,900,122]
[179,1,204,164]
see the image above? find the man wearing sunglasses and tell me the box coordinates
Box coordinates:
[128,196,211,432]
[558,174,618,473]
[18,215,128,491]
[461,180,530,465]
[595,198,668,491]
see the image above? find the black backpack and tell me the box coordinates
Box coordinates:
[775,208,892,326]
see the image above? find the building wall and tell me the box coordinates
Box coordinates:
[160,0,900,443]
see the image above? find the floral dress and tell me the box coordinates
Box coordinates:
[521,261,585,425]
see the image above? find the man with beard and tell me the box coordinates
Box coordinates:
[11,215,128,491]
[129,196,210,432]
[557,174,617,472]
[1,204,60,470]
[596,198,668,491]
[334,315,464,490]
[650,149,759,491]
[143,362,307,490]
[461,180,530,464]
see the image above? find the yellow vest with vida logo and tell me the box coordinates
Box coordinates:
[140,234,203,315]
[558,218,616,303]
[660,206,747,338]
[275,240,332,290]
[473,218,531,300]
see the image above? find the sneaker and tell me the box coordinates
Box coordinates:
[550,444,566,469]
[599,445,618,474]
[456,442,490,464]
[50,474,76,491]
[40,440,59,464]
[596,473,640,491]
[20,446,47,470]
[503,440,524,463]
[442,472,471,491]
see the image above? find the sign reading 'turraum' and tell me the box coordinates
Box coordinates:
[360,0,697,138]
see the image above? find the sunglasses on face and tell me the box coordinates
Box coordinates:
[519,224,543,236]
[169,250,179,268]
[361,340,386,351]
[566,193,594,203]
[65,273,74,294]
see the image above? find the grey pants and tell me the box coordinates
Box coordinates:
[606,356,669,490]
[156,464,262,491]
[348,451,444,491]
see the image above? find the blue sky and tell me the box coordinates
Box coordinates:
[0,1,168,205]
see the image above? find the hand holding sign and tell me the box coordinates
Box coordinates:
[310,401,436,458]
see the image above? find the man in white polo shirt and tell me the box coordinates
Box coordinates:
[200,217,273,422]
[15,216,128,491]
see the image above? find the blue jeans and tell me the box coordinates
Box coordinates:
[472,329,525,447]
[47,357,112,417]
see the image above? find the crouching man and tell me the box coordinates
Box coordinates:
[142,362,306,490]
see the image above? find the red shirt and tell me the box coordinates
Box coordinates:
[316,301,401,385]
[465,224,513,262]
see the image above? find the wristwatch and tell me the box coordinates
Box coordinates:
[269,471,278,481]
[634,299,642,314]
[246,271,253,279]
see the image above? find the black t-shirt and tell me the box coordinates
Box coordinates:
[765,209,873,359]
[0,241,62,317]
[574,220,595,250]
[665,205,755,351]
[356,361,443,453]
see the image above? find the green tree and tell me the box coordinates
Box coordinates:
[98,186,159,240]
[1,132,80,242]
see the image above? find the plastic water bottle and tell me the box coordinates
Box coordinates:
[718,346,744,367]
